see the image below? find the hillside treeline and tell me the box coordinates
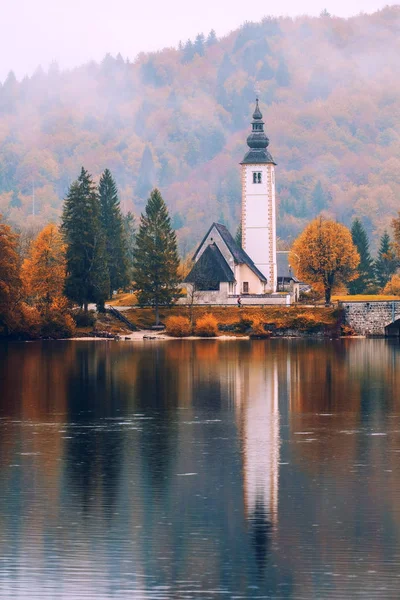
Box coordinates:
[0,6,399,252]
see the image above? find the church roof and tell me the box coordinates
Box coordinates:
[193,222,268,283]
[277,251,300,282]
[185,243,235,285]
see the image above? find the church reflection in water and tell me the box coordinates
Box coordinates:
[1,339,400,597]
[234,342,280,574]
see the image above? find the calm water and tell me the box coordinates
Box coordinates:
[1,339,400,599]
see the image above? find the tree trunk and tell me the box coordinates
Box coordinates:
[84,302,88,314]
[155,300,159,326]
[325,286,331,306]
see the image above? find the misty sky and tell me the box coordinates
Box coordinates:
[0,0,395,82]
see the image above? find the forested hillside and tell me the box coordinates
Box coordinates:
[0,6,399,253]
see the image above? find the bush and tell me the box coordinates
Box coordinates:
[194,313,218,337]
[383,274,400,296]
[74,309,96,327]
[166,316,192,337]
[249,318,271,339]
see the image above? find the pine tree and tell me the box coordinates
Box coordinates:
[122,211,136,285]
[132,189,181,325]
[194,33,205,56]
[235,222,242,249]
[62,168,109,312]
[311,181,327,213]
[348,219,374,294]
[135,146,155,200]
[276,57,290,87]
[375,231,397,288]
[206,29,217,46]
[99,169,129,297]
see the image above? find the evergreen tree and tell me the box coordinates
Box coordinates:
[375,231,397,288]
[132,189,181,325]
[62,168,109,312]
[235,222,242,249]
[9,191,22,208]
[99,169,129,297]
[348,218,374,294]
[135,146,155,200]
[276,57,290,87]
[182,40,195,64]
[122,211,136,284]
[193,33,205,56]
[206,29,217,46]
[311,180,327,212]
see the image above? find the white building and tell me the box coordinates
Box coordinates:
[184,99,299,305]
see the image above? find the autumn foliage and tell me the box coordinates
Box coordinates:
[383,275,400,297]
[0,216,22,335]
[21,223,66,308]
[0,7,400,253]
[166,316,192,337]
[194,314,219,337]
[290,217,360,304]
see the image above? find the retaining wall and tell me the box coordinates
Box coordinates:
[341,301,400,336]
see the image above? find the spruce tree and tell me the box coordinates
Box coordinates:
[375,231,397,288]
[132,189,181,325]
[99,169,129,297]
[235,222,242,249]
[135,146,155,200]
[348,218,374,294]
[122,211,136,285]
[62,168,109,312]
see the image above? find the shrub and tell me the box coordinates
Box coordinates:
[341,324,356,336]
[249,318,271,339]
[194,313,218,337]
[383,274,400,296]
[74,309,96,327]
[235,312,254,333]
[166,316,192,337]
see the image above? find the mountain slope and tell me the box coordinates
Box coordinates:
[0,6,399,253]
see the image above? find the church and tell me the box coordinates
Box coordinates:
[184,99,299,305]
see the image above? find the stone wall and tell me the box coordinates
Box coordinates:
[341,301,400,336]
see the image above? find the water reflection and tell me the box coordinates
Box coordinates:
[1,339,400,597]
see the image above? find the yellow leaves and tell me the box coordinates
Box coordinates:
[383,275,400,296]
[290,217,359,303]
[21,223,66,305]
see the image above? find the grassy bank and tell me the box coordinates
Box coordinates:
[122,305,341,335]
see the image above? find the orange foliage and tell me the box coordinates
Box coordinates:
[194,313,219,337]
[166,316,192,337]
[383,274,400,296]
[21,223,66,307]
[0,215,21,334]
[290,217,359,304]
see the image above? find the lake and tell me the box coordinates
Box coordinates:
[0,338,400,599]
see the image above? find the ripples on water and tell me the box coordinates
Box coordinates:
[0,338,400,598]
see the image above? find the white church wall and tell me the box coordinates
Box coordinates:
[242,163,277,293]
[235,263,265,295]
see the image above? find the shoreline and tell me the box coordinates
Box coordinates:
[70,331,367,341]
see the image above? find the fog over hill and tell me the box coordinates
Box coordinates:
[0,5,399,253]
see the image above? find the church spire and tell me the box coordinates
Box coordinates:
[240,98,276,165]
[253,98,263,121]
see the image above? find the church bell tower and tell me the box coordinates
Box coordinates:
[240,99,277,293]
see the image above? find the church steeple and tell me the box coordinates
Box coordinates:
[240,97,277,292]
[240,99,276,165]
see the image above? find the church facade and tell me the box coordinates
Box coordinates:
[183,99,299,306]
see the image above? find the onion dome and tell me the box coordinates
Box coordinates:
[240,99,276,165]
